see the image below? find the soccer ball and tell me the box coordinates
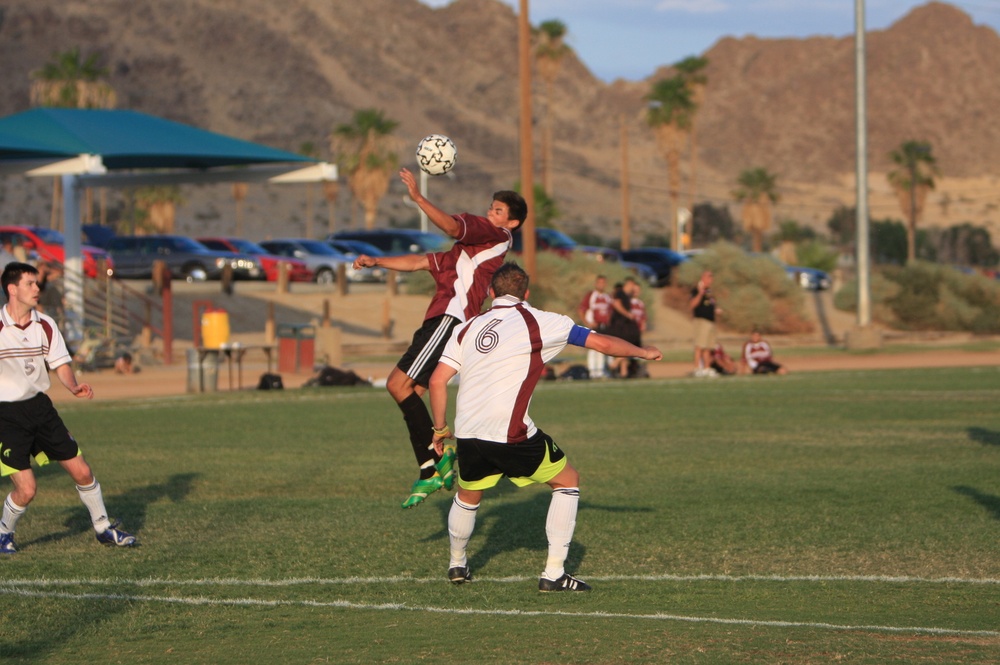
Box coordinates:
[416,134,457,176]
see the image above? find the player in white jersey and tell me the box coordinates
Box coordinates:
[0,262,136,554]
[428,263,662,591]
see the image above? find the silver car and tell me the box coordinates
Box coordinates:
[258,238,383,284]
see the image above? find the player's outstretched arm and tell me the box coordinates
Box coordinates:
[399,168,461,238]
[353,252,430,274]
[585,332,663,362]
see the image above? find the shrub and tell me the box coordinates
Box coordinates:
[670,241,813,334]
[833,262,1000,333]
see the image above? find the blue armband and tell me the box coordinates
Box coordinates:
[568,324,592,347]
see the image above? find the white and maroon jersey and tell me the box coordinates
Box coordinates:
[581,290,612,327]
[424,213,512,323]
[0,305,72,402]
[630,297,647,329]
[440,294,591,444]
[742,340,774,369]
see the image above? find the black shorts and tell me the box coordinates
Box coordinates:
[457,430,568,491]
[0,393,80,476]
[753,360,782,374]
[397,314,460,388]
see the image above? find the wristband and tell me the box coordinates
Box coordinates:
[432,424,451,438]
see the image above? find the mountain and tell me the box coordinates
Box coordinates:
[0,0,996,241]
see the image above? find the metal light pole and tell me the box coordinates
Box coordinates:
[519,0,537,280]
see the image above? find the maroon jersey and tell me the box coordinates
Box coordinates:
[424,213,512,322]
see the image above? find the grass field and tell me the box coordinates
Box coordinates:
[1,367,998,664]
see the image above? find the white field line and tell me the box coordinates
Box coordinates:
[3,573,998,587]
[0,585,996,638]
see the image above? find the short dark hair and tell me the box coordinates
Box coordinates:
[1,262,38,301]
[493,190,528,229]
[491,262,529,300]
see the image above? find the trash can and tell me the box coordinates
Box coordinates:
[201,309,230,349]
[277,323,316,373]
[187,348,219,393]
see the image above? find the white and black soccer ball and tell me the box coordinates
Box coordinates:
[416,134,457,176]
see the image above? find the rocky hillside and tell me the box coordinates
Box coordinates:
[0,0,997,242]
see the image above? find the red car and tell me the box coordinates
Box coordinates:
[0,225,113,278]
[196,236,314,282]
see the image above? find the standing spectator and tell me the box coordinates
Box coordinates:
[689,270,722,377]
[577,275,612,378]
[36,262,66,328]
[606,277,641,378]
[0,262,136,554]
[742,329,788,375]
[627,279,649,378]
[428,263,662,591]
[0,240,18,273]
[351,168,526,509]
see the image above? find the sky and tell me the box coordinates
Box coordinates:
[421,1,1000,82]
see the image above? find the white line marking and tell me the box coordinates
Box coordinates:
[3,573,998,587]
[1,586,996,638]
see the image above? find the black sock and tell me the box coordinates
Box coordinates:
[398,393,437,478]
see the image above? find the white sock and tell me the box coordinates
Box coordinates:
[76,480,111,533]
[543,487,580,581]
[1,494,26,534]
[448,496,479,568]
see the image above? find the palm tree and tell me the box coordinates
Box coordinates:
[732,167,780,253]
[330,109,399,230]
[674,56,709,216]
[30,47,117,109]
[30,47,117,231]
[133,186,185,234]
[645,76,695,251]
[231,182,249,236]
[535,19,570,197]
[887,140,938,264]
[322,181,340,235]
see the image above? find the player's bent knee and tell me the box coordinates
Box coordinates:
[548,463,579,489]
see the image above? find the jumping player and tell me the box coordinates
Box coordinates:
[428,263,663,591]
[0,262,136,554]
[352,168,526,508]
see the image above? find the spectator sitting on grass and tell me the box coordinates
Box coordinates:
[742,329,788,375]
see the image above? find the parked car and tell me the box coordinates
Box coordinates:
[754,253,831,291]
[0,225,113,278]
[105,235,261,281]
[327,238,385,259]
[510,227,578,257]
[328,229,451,256]
[577,245,660,287]
[620,247,688,287]
[784,264,832,291]
[197,236,314,282]
[326,239,389,282]
[258,238,382,284]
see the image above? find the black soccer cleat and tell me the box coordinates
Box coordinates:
[448,566,473,584]
[538,573,591,592]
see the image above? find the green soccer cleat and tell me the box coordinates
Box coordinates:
[435,445,457,491]
[401,474,445,509]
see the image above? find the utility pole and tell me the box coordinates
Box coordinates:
[519,0,537,280]
[620,115,631,251]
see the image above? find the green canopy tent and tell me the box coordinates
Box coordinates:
[0,108,335,323]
